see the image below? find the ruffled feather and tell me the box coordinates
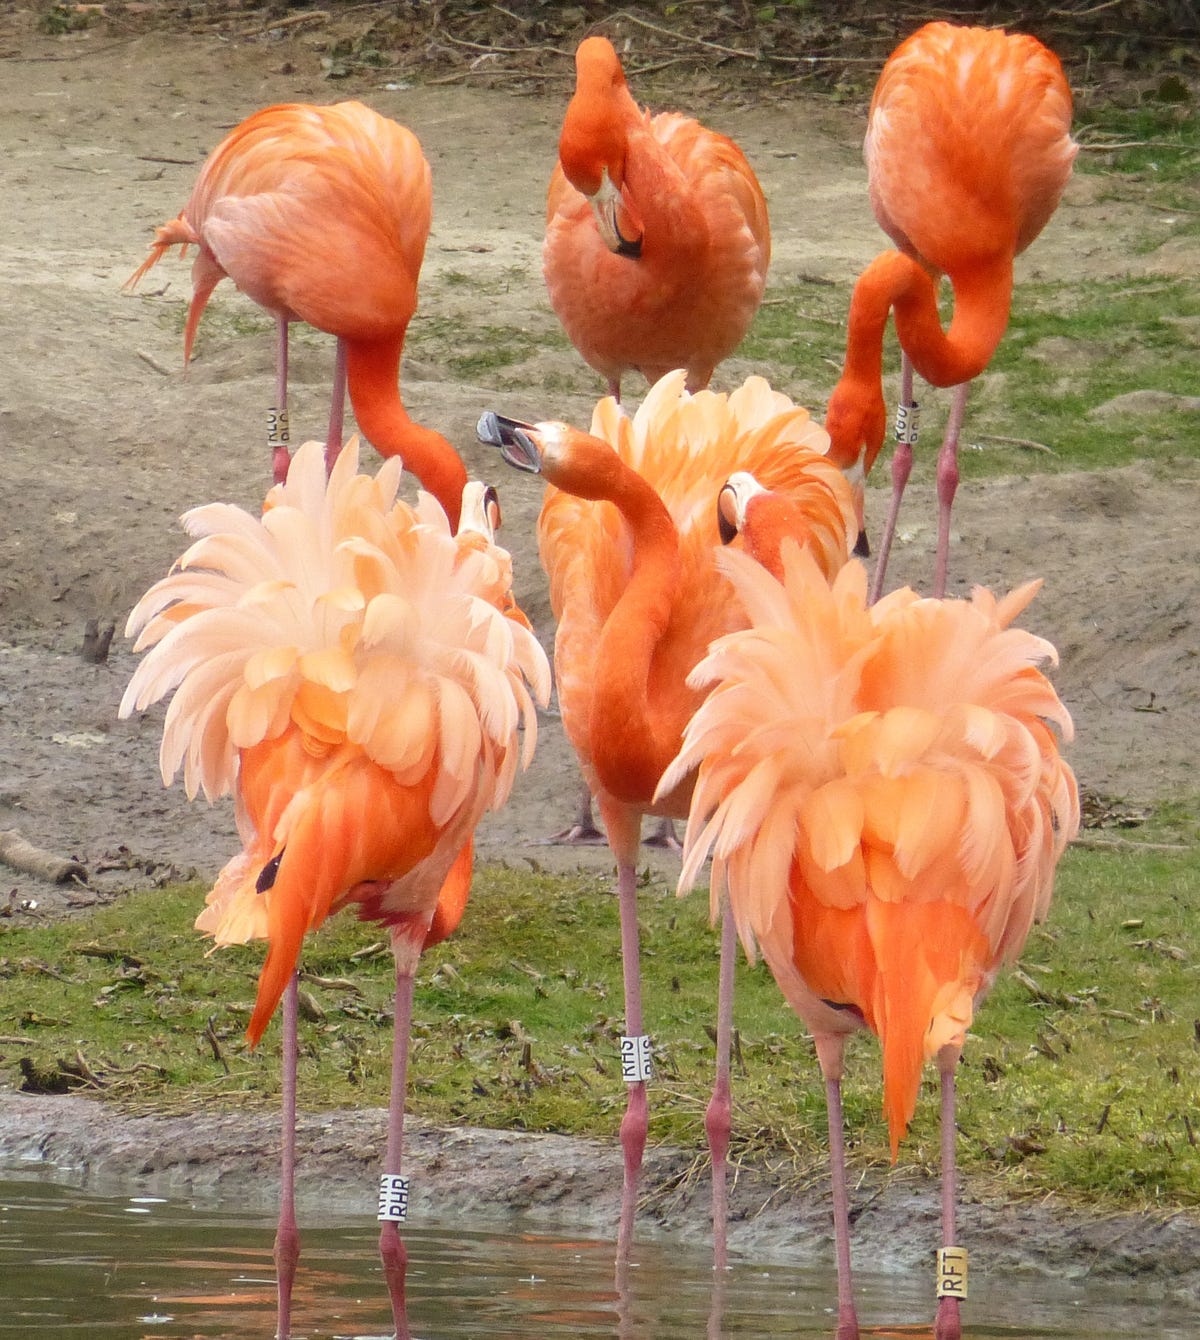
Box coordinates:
[122,439,550,1042]
[669,546,1080,1156]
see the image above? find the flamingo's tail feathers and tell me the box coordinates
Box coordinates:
[243,812,354,1048]
[246,921,305,1045]
[423,838,473,951]
[239,747,443,1048]
[125,217,198,291]
[182,272,221,365]
[870,900,986,1159]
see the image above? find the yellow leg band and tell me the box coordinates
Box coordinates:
[936,1245,968,1299]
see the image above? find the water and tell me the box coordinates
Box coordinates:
[0,1170,1192,1338]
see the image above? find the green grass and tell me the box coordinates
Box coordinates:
[3,843,1198,1210]
[39,3,94,34]
[1073,98,1200,256]
[1075,98,1200,186]
[982,275,1200,473]
[407,311,573,382]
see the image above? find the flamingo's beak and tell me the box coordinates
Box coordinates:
[717,483,740,546]
[590,173,643,258]
[476,412,542,475]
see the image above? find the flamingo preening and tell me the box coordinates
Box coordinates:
[663,544,1079,1339]
[120,439,549,1338]
[542,34,773,845]
[544,36,771,403]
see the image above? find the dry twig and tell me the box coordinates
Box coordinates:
[972,433,1057,455]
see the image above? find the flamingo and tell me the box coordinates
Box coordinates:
[662,545,1080,1340]
[544,36,770,402]
[126,100,467,526]
[478,371,856,1265]
[118,439,550,1339]
[823,22,1077,599]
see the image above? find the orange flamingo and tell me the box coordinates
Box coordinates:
[544,35,771,401]
[478,371,856,1264]
[823,22,1076,598]
[119,440,549,1339]
[126,100,467,527]
[664,545,1079,1340]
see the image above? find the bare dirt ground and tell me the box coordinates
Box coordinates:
[1,4,1198,1293]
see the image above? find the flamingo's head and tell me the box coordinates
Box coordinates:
[824,381,887,558]
[557,37,644,257]
[716,471,768,546]
[457,479,504,543]
[477,411,621,501]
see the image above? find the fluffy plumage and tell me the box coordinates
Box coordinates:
[120,439,549,1044]
[665,546,1080,1153]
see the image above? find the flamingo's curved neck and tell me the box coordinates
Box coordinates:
[843,249,1014,392]
[891,255,1013,389]
[566,451,683,803]
[344,338,467,531]
[825,249,1013,475]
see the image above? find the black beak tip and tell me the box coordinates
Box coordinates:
[853,529,871,558]
[476,410,502,447]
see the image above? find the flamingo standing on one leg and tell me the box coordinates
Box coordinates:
[543,35,772,845]
[478,371,856,1266]
[663,546,1080,1340]
[126,101,467,524]
[119,439,549,1339]
[823,21,1077,598]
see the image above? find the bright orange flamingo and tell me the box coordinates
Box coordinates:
[664,546,1079,1340]
[478,371,856,1264]
[119,439,549,1339]
[823,22,1076,599]
[126,100,467,527]
[544,36,770,402]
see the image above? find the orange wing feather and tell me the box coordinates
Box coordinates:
[866,23,1077,271]
[130,101,430,356]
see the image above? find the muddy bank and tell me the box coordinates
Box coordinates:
[2,1087,1197,1304]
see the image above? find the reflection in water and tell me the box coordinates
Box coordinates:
[0,1170,1193,1339]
